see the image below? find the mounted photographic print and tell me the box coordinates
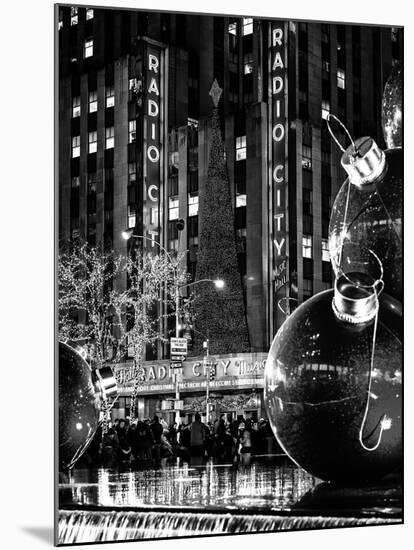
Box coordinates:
[55,3,403,545]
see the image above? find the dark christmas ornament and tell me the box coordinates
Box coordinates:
[58,341,117,471]
[264,259,402,483]
[328,116,403,303]
[382,62,402,150]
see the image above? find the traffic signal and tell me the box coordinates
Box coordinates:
[209,366,216,382]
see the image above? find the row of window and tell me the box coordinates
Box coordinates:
[72,86,115,118]
[168,195,199,220]
[303,235,330,262]
[72,127,114,156]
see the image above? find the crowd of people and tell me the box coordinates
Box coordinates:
[80,414,280,469]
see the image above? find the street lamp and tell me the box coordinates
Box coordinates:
[122,230,224,424]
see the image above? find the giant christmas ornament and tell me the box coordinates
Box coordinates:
[382,62,402,150]
[59,341,117,471]
[328,119,402,303]
[264,262,402,482]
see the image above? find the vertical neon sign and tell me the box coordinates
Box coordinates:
[269,23,288,330]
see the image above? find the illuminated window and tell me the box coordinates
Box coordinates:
[302,235,312,258]
[228,22,237,35]
[58,11,63,30]
[106,85,115,108]
[128,162,136,183]
[169,197,179,220]
[70,7,78,26]
[322,99,330,120]
[72,96,81,118]
[322,238,330,262]
[236,194,247,208]
[244,53,254,74]
[88,131,97,154]
[84,38,93,59]
[128,120,136,143]
[127,206,136,228]
[188,194,199,217]
[302,145,312,170]
[89,90,97,113]
[322,60,330,73]
[337,69,345,89]
[71,176,80,188]
[86,8,94,20]
[72,136,80,158]
[242,17,253,36]
[236,135,246,161]
[187,117,199,129]
[105,126,114,149]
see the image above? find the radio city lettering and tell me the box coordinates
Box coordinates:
[270,24,288,289]
[114,355,267,391]
[147,53,160,164]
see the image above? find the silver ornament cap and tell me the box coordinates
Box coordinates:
[341,136,386,188]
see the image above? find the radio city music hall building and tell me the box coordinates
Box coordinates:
[57,6,402,423]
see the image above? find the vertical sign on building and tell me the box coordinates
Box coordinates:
[143,42,167,250]
[269,22,289,333]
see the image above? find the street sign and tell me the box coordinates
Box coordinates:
[170,361,183,369]
[170,337,188,358]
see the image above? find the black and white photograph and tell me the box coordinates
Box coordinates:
[52,1,404,546]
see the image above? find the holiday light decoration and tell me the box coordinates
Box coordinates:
[382,62,402,150]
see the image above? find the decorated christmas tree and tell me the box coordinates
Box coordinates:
[193,79,250,355]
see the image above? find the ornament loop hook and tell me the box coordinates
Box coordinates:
[326,114,357,155]
[278,297,298,316]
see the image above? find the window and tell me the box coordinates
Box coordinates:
[70,7,78,25]
[128,162,136,183]
[169,197,179,220]
[322,60,330,73]
[58,12,63,30]
[86,8,94,20]
[71,176,80,188]
[187,117,199,129]
[244,53,254,75]
[337,69,346,89]
[105,127,114,149]
[242,18,253,36]
[89,90,97,113]
[302,235,312,258]
[127,206,136,228]
[72,136,80,158]
[106,85,115,108]
[72,96,81,118]
[303,278,313,300]
[236,136,247,161]
[228,22,237,35]
[84,38,93,59]
[322,99,330,120]
[303,189,313,216]
[128,120,136,143]
[88,173,97,192]
[302,145,312,170]
[88,131,97,153]
[188,194,199,217]
[236,194,247,208]
[322,239,330,262]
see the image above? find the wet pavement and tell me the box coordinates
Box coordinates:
[58,455,402,544]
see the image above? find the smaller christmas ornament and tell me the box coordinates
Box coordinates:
[327,115,402,303]
[58,341,117,471]
[264,248,402,482]
[382,62,402,150]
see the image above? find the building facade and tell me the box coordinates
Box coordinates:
[58,5,403,422]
